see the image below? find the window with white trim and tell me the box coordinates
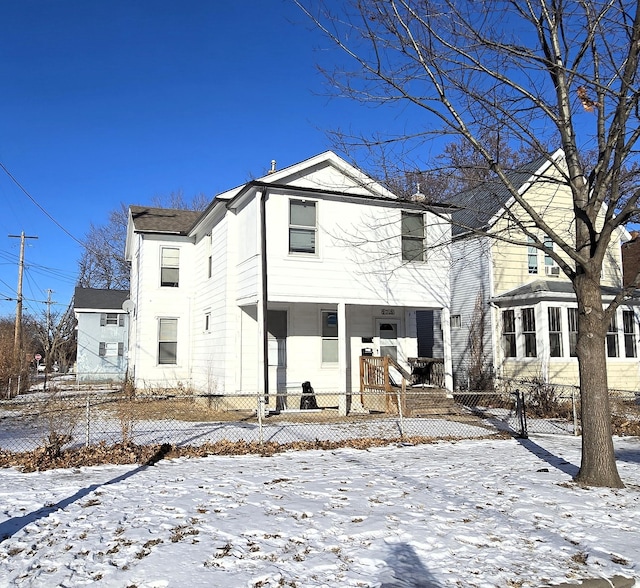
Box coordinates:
[502,310,516,358]
[544,237,560,276]
[548,307,563,357]
[623,310,637,358]
[606,313,619,357]
[568,307,578,357]
[158,318,178,364]
[161,247,180,287]
[321,310,338,363]
[99,342,123,357]
[401,211,425,262]
[289,200,317,254]
[450,314,461,329]
[100,313,124,326]
[527,237,538,274]
[522,307,537,357]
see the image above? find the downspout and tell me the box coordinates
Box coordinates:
[260,189,269,406]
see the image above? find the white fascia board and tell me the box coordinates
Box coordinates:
[217,151,396,201]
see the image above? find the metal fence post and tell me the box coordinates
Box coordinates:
[85,394,91,447]
[511,389,528,438]
[257,393,264,445]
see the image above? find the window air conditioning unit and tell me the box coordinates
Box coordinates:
[545,265,560,276]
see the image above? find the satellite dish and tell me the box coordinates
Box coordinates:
[122,300,134,313]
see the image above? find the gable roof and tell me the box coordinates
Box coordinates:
[216,151,396,202]
[450,150,564,236]
[74,287,129,311]
[129,206,202,235]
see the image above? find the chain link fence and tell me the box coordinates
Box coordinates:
[1,376,638,455]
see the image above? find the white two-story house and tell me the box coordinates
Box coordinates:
[125,151,453,413]
[450,149,640,392]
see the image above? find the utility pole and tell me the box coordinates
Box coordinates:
[9,232,38,358]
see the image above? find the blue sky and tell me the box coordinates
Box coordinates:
[0,0,387,319]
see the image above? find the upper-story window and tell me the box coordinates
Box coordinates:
[161,247,180,287]
[289,199,317,254]
[527,237,538,274]
[544,237,560,276]
[401,212,425,262]
[100,313,124,327]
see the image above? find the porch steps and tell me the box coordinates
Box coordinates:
[403,387,459,417]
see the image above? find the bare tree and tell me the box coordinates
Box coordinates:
[297,0,640,487]
[25,302,77,374]
[77,191,209,291]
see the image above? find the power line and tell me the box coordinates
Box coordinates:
[0,161,85,247]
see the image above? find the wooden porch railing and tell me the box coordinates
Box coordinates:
[359,356,446,414]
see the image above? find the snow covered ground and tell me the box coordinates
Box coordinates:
[0,434,638,587]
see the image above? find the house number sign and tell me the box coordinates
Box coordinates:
[381,308,395,316]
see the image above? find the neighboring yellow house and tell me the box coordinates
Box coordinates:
[450,149,640,392]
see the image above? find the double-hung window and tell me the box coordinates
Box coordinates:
[161,247,180,287]
[568,308,578,357]
[99,342,123,357]
[401,212,425,261]
[321,310,338,363]
[158,318,178,365]
[522,308,537,357]
[623,310,637,358]
[289,200,316,254]
[606,313,619,357]
[544,237,559,276]
[100,313,124,327]
[502,310,516,358]
[548,307,563,357]
[527,237,538,274]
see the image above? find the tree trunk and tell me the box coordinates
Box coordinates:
[573,276,623,488]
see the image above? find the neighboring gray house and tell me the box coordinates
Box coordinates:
[74,287,130,383]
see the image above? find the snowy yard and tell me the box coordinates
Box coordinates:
[0,434,638,587]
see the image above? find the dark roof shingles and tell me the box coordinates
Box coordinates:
[74,287,129,310]
[129,206,202,235]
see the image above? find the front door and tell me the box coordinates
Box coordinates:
[267,310,287,410]
[376,319,399,361]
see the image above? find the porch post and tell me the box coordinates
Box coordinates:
[338,302,348,416]
[441,306,454,393]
